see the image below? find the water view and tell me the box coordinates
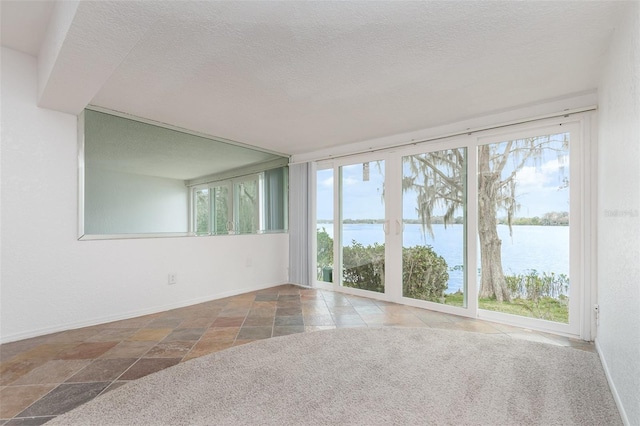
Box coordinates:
[317,131,573,323]
[318,223,569,294]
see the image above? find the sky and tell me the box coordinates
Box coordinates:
[316,134,570,221]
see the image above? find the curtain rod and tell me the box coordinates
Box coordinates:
[289,105,596,165]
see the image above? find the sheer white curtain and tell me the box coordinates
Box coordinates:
[288,162,314,286]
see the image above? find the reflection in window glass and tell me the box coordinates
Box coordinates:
[194,188,210,235]
[236,178,259,234]
[263,167,288,231]
[191,167,287,236]
[213,186,229,234]
[82,109,288,238]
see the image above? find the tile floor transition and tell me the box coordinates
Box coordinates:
[0,284,594,425]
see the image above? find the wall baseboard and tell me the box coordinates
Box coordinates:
[595,339,631,426]
[0,281,290,344]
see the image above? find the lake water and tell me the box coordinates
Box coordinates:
[319,223,569,294]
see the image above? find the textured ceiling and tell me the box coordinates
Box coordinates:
[1,1,624,156]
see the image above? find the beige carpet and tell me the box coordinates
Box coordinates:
[48,328,621,425]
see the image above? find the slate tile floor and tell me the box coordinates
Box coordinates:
[0,284,594,425]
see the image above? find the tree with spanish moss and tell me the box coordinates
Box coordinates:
[403,134,568,302]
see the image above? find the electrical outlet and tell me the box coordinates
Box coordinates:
[594,304,599,326]
[168,273,177,285]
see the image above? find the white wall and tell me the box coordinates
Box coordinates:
[85,167,188,234]
[596,3,640,425]
[0,47,289,343]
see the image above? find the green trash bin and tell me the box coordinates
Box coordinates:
[322,267,333,283]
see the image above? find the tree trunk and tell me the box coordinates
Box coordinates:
[478,146,511,302]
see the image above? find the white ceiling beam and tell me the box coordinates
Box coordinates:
[37,0,79,105]
[37,1,160,114]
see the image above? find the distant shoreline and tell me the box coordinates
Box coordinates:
[317,219,569,226]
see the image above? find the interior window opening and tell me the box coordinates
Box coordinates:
[190,167,288,236]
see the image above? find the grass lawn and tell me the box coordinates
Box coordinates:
[444,293,569,323]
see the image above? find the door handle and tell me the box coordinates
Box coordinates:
[383,220,390,235]
[395,219,403,235]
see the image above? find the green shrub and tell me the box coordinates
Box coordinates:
[316,228,334,280]
[505,270,569,302]
[402,245,449,302]
[343,241,386,293]
[342,241,449,301]
[504,270,569,322]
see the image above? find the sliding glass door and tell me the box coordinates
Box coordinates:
[314,118,584,336]
[401,148,467,307]
[315,152,471,313]
[476,127,579,333]
[340,160,387,294]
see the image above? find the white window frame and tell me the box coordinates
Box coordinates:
[191,185,211,236]
[233,174,262,235]
[312,114,594,339]
[190,173,263,236]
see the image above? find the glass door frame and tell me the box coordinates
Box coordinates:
[314,149,474,320]
[472,120,584,337]
[391,136,477,319]
[312,115,592,339]
[316,152,395,304]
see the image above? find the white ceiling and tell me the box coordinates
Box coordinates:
[0,1,53,56]
[0,1,625,156]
